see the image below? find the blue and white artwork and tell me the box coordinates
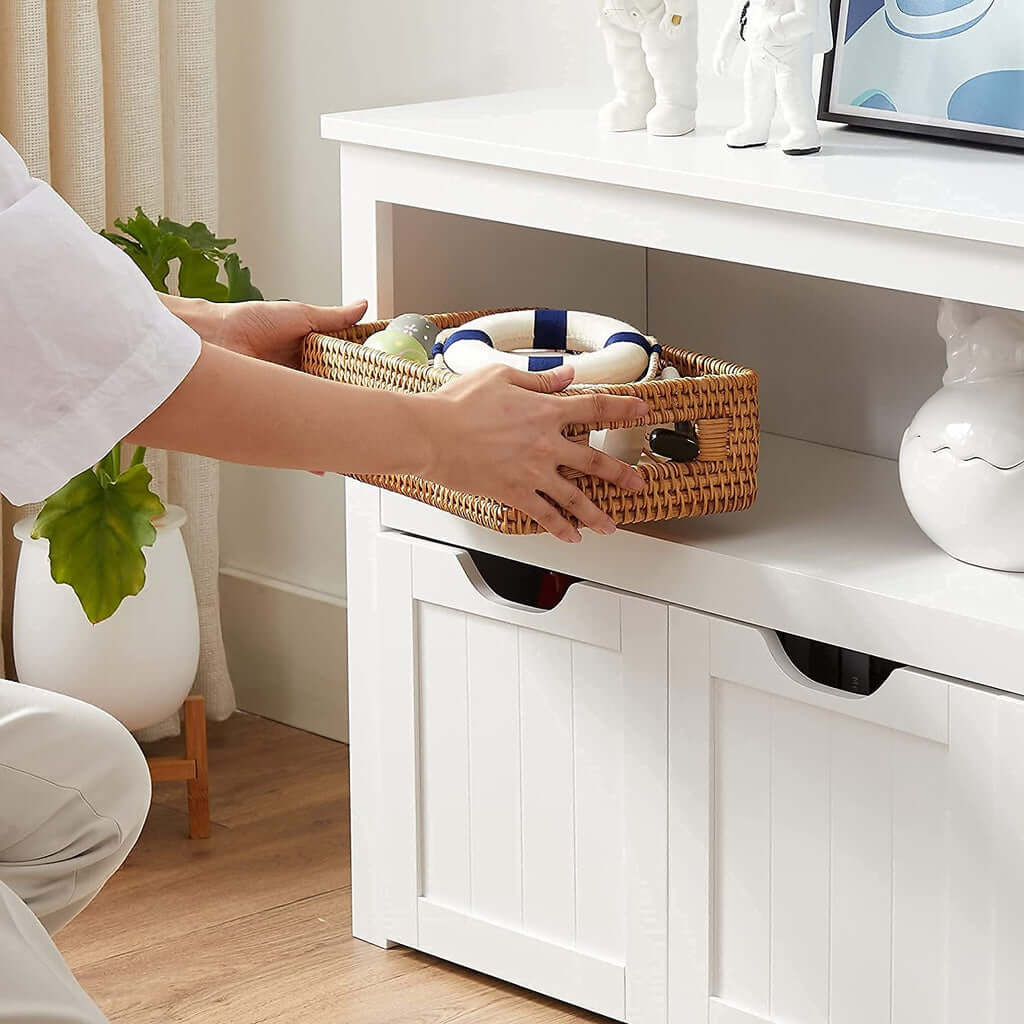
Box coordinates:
[827,0,1024,142]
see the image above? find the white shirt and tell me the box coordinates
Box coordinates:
[0,134,202,506]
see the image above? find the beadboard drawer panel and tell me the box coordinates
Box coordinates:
[376,532,670,1023]
[671,608,1024,1024]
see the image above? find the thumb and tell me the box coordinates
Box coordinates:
[305,299,369,334]
[506,364,576,394]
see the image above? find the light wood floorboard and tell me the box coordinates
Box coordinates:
[58,713,603,1023]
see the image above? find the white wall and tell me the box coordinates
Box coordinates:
[218,0,608,306]
[216,0,941,738]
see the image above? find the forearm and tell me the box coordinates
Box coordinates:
[127,341,432,477]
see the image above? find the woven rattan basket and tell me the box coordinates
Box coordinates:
[302,310,759,534]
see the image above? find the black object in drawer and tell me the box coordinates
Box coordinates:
[778,632,904,696]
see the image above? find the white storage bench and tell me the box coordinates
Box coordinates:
[351,510,1024,1024]
[326,85,1024,1024]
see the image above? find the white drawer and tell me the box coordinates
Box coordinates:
[372,531,671,1022]
[671,609,1024,1024]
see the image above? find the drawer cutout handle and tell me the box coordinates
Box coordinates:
[464,549,579,612]
[776,631,904,697]
[710,619,949,744]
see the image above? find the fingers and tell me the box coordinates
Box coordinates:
[559,391,649,426]
[560,439,645,491]
[502,364,575,394]
[304,299,369,334]
[520,493,582,544]
[543,475,617,536]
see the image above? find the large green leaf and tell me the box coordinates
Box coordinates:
[177,249,230,301]
[32,464,166,624]
[158,217,235,253]
[224,252,264,302]
[101,208,178,292]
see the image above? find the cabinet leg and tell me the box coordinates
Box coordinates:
[184,695,210,840]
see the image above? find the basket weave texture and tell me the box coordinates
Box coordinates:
[301,310,759,534]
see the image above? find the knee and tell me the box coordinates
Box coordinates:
[84,704,152,849]
[1,691,152,931]
[54,703,151,926]
[36,694,152,852]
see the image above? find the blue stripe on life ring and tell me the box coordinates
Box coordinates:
[534,309,568,351]
[605,331,660,355]
[528,354,565,371]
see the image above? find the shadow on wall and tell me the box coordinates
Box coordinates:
[646,250,943,461]
[391,208,648,330]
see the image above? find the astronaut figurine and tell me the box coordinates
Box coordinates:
[598,0,698,137]
[714,0,833,155]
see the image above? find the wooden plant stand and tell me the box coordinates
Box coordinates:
[146,695,210,839]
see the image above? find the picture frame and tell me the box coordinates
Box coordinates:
[819,0,1024,151]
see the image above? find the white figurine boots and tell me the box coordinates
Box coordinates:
[714,0,833,155]
[599,1,698,137]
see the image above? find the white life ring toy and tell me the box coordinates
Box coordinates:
[433,309,660,385]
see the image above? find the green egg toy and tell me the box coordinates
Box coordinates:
[365,328,429,365]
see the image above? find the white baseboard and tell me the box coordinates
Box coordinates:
[219,568,349,742]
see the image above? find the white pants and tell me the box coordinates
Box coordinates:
[0,679,151,1023]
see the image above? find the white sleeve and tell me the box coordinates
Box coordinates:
[0,134,202,507]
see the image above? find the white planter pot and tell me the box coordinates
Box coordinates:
[13,505,200,731]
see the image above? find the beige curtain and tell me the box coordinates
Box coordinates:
[0,0,236,737]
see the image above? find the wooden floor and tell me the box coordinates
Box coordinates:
[58,713,603,1023]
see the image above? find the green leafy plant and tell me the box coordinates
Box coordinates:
[32,210,262,624]
[101,208,263,302]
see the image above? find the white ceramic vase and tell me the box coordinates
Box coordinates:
[13,505,200,731]
[900,300,1024,571]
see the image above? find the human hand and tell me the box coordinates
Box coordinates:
[163,295,369,368]
[415,364,649,543]
[209,298,370,366]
